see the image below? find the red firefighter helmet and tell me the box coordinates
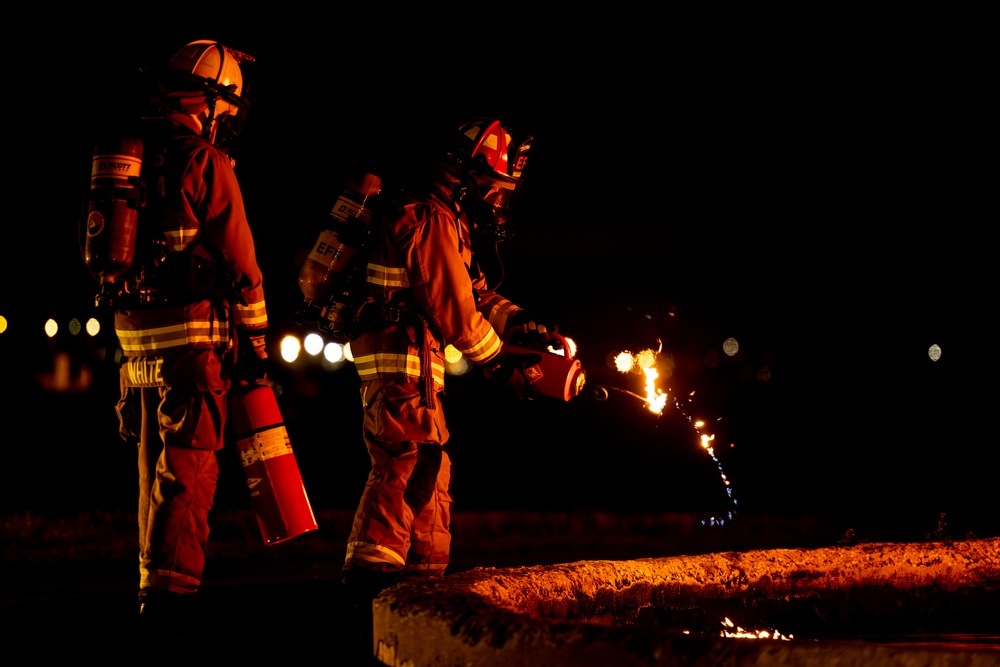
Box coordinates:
[445,117,532,242]
[455,118,514,178]
[154,40,253,149]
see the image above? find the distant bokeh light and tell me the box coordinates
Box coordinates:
[343,343,355,363]
[445,355,472,376]
[324,342,345,363]
[929,344,942,362]
[0,315,8,334]
[444,345,472,375]
[68,318,82,336]
[44,319,58,338]
[723,337,739,357]
[280,335,302,363]
[443,345,471,375]
[303,333,324,356]
[86,318,101,336]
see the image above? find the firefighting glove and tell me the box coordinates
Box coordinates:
[483,350,542,400]
[234,326,270,384]
[508,313,558,351]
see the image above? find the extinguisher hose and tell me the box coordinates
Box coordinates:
[591,383,652,404]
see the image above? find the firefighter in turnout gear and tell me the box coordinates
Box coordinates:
[92,40,270,623]
[340,117,554,605]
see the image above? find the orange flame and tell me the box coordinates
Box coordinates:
[613,348,667,414]
[720,617,793,641]
[613,342,739,520]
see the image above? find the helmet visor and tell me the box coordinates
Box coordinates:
[469,175,519,242]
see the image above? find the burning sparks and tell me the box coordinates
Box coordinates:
[608,341,739,524]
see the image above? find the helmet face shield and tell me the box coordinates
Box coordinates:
[466,173,519,242]
[206,92,251,153]
[450,118,533,244]
[211,103,248,154]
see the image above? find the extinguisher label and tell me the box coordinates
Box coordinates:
[236,427,294,466]
[524,365,544,384]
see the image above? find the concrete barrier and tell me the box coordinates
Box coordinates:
[373,537,1000,666]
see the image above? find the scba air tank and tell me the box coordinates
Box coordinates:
[84,136,144,297]
[298,171,382,305]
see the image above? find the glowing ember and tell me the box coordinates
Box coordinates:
[720,617,792,641]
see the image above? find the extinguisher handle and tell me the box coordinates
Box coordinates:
[504,327,573,360]
[547,332,570,357]
[234,376,283,399]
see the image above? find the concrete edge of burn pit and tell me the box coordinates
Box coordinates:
[371,537,1000,667]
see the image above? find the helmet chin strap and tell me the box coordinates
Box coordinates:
[201,95,219,143]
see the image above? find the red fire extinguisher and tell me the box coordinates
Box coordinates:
[228,382,318,545]
[504,331,587,401]
[83,135,144,305]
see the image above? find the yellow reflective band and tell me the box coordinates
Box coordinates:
[346,540,406,567]
[367,264,408,288]
[462,331,501,363]
[233,300,268,327]
[163,227,201,251]
[116,320,230,354]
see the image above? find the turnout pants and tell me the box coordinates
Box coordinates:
[345,378,453,577]
[117,349,229,594]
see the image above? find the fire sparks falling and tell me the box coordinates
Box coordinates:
[611,342,739,524]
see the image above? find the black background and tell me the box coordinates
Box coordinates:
[1,15,994,541]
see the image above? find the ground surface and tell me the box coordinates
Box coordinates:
[2,509,996,665]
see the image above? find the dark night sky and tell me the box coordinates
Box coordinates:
[2,17,995,539]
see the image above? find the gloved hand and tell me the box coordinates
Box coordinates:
[508,313,558,351]
[483,349,542,400]
[234,326,270,383]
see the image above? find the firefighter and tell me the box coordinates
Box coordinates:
[100,40,270,623]
[340,117,554,603]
